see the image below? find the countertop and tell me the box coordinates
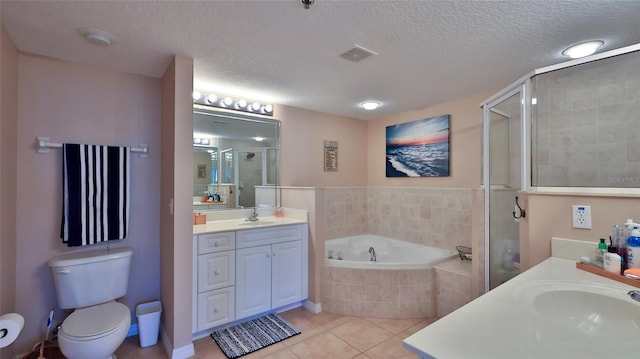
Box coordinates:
[403,256,640,359]
[193,216,308,234]
[193,207,309,235]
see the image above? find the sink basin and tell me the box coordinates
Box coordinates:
[533,289,640,337]
[514,280,640,340]
[238,220,277,226]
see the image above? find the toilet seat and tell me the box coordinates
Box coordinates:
[62,302,130,341]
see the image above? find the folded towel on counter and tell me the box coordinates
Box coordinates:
[61,144,130,247]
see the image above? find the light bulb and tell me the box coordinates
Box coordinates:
[192,91,202,101]
[206,94,218,104]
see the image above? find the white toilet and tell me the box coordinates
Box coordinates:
[48,247,133,359]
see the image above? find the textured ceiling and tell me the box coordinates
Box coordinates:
[2,0,640,120]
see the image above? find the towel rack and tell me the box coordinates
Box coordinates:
[36,137,149,158]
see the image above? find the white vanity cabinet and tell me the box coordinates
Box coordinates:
[193,222,308,335]
[193,232,236,332]
[235,225,305,320]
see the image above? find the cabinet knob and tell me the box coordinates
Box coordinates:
[213,308,218,313]
[214,270,219,275]
[213,241,218,247]
[272,252,277,256]
[266,253,271,258]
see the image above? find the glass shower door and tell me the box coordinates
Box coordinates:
[485,90,523,290]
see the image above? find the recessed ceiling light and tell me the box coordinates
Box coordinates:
[562,40,604,59]
[360,101,381,110]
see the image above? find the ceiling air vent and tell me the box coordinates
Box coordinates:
[339,45,378,63]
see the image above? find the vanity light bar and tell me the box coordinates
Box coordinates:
[192,91,274,117]
[193,138,210,145]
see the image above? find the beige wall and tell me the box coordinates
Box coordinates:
[523,193,640,269]
[0,24,19,359]
[278,105,368,187]
[11,54,162,354]
[367,93,490,187]
[160,55,194,355]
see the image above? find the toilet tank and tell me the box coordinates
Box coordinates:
[48,247,133,309]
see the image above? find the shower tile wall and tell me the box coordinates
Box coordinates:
[534,50,640,187]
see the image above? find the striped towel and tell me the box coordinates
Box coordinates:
[61,144,130,247]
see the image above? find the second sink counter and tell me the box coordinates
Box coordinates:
[402,244,640,359]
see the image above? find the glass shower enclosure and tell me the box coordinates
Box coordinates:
[483,88,526,290]
[482,42,640,292]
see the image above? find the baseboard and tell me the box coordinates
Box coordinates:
[302,299,321,313]
[160,326,195,359]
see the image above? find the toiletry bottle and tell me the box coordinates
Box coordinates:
[624,219,640,239]
[627,227,640,269]
[613,224,628,271]
[604,245,622,274]
[594,238,607,267]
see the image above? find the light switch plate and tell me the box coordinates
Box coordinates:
[572,205,592,229]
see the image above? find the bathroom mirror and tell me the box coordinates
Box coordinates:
[193,106,280,209]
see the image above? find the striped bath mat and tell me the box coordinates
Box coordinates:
[211,313,301,358]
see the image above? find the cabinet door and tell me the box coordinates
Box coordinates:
[235,245,271,319]
[197,287,235,331]
[271,240,303,308]
[198,251,235,293]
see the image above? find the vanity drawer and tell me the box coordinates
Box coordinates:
[198,231,235,254]
[236,225,303,249]
[198,251,235,293]
[197,287,235,331]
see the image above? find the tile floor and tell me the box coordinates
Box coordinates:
[115,307,437,359]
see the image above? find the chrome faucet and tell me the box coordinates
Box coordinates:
[369,247,377,262]
[246,207,259,222]
[629,290,640,302]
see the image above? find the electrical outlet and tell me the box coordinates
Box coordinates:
[572,205,592,229]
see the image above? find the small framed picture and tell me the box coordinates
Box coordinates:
[324,140,338,172]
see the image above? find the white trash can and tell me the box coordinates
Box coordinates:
[136,300,162,348]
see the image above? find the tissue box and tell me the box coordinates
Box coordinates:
[193,213,206,225]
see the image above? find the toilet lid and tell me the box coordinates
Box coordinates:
[62,302,130,338]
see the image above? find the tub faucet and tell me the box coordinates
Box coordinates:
[629,290,640,302]
[246,207,259,222]
[369,247,377,262]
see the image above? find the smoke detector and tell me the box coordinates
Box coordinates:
[339,45,378,63]
[78,28,114,47]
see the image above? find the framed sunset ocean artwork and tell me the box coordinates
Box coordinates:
[386,114,450,177]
